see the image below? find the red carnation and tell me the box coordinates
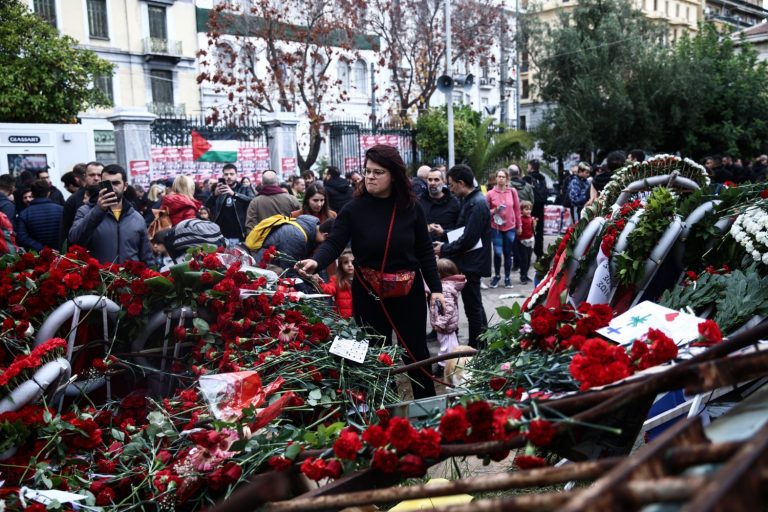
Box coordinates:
[515,454,547,469]
[398,454,427,477]
[300,457,327,481]
[208,462,242,491]
[324,458,343,479]
[439,406,469,442]
[95,487,116,506]
[377,352,394,366]
[527,419,557,446]
[693,319,723,347]
[333,428,363,460]
[386,417,418,452]
[410,428,442,459]
[489,376,507,391]
[362,424,388,448]
[62,273,83,290]
[371,449,399,473]
[268,456,293,471]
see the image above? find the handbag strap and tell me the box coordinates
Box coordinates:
[380,205,397,275]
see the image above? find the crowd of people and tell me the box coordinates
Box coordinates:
[4,145,765,399]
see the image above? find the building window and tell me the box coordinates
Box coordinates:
[675,2,680,17]
[520,115,527,131]
[95,74,114,104]
[150,69,174,106]
[653,0,657,11]
[148,5,167,41]
[353,60,367,94]
[33,0,57,26]
[338,61,350,91]
[522,79,530,99]
[87,0,109,39]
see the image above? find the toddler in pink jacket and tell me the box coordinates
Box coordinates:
[430,258,466,371]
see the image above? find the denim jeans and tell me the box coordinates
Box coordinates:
[491,228,517,278]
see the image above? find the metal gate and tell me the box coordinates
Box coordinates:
[326,121,362,172]
[326,120,418,172]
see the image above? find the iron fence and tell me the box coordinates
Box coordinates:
[150,115,269,148]
[326,119,419,172]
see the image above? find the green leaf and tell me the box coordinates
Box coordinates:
[496,305,515,320]
[193,318,210,335]
[308,389,323,400]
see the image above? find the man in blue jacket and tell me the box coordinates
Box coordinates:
[69,164,153,265]
[15,179,62,251]
[434,164,492,349]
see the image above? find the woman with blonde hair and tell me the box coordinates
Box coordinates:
[161,175,202,225]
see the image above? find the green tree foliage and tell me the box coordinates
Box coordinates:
[467,118,533,178]
[664,24,768,159]
[527,0,768,160]
[524,0,667,157]
[415,105,480,163]
[0,0,113,123]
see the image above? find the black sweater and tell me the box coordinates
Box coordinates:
[313,194,442,293]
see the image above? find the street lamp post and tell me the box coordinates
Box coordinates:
[445,0,455,169]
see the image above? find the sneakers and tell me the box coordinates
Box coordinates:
[490,276,501,288]
[520,277,532,285]
[504,277,512,288]
[480,280,489,290]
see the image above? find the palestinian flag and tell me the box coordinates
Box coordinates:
[191,130,239,162]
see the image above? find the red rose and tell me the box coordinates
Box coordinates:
[694,319,723,347]
[371,449,399,473]
[378,353,394,366]
[526,419,556,447]
[439,406,469,442]
[398,454,427,477]
[333,428,363,460]
[515,454,546,469]
[362,424,388,448]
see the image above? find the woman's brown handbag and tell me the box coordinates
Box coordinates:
[148,208,173,239]
[356,206,415,299]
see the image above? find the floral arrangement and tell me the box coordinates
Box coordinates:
[613,187,676,286]
[471,302,679,396]
[595,154,709,216]
[730,203,768,266]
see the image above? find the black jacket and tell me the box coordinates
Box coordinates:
[0,193,15,221]
[324,176,353,213]
[440,188,491,277]
[419,191,460,242]
[205,183,253,239]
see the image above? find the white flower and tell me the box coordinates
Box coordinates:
[753,250,762,261]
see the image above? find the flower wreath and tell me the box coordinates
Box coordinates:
[730,203,768,266]
[594,154,709,216]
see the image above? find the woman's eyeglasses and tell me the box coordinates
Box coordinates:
[363,168,388,177]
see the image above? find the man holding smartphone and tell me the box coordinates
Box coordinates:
[68,164,153,264]
[205,163,255,247]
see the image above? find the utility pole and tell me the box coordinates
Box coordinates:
[499,7,509,127]
[445,0,455,169]
[514,0,521,131]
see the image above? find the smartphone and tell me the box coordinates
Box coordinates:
[218,178,226,185]
[99,180,114,194]
[436,301,444,316]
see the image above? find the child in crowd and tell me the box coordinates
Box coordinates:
[517,200,536,284]
[150,229,175,272]
[430,258,466,375]
[197,206,211,220]
[320,249,354,319]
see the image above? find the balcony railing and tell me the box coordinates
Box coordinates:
[142,37,182,57]
[479,77,496,88]
[147,102,186,117]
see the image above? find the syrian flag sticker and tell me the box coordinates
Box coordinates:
[192,130,239,163]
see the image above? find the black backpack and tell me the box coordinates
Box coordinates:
[165,219,226,260]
